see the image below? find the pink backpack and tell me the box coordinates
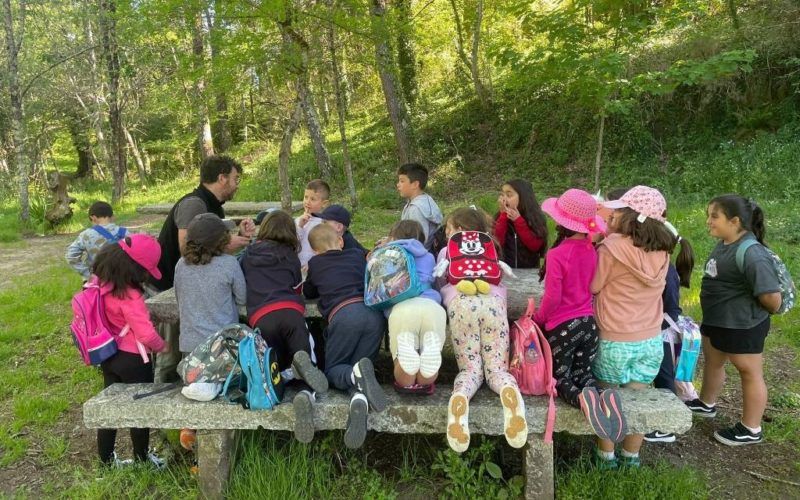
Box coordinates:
[70,282,120,365]
[509,298,557,442]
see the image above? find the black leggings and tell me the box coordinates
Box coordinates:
[98,351,153,464]
[254,309,313,371]
[546,316,599,408]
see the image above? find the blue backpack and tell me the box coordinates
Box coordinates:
[222,327,284,410]
[736,239,796,315]
[364,243,428,310]
[664,314,702,383]
[92,225,127,243]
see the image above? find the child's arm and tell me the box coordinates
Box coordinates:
[494,212,509,246]
[533,253,563,326]
[743,248,783,313]
[512,217,545,252]
[758,292,782,313]
[65,234,91,280]
[121,292,167,352]
[590,245,612,295]
[303,266,319,299]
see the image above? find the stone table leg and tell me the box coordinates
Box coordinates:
[197,429,237,500]
[524,434,554,500]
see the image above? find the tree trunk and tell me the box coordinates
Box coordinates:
[371,0,414,164]
[3,0,29,222]
[67,114,93,178]
[727,0,740,30]
[279,100,303,212]
[124,126,147,182]
[193,11,214,160]
[327,0,357,209]
[450,0,490,108]
[593,113,605,192]
[207,5,232,152]
[83,13,112,178]
[99,0,126,203]
[395,0,418,109]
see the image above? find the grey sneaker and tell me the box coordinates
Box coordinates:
[353,358,387,412]
[293,390,315,444]
[291,351,329,394]
[344,393,368,449]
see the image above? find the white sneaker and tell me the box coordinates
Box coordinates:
[111,451,133,468]
[146,450,167,470]
[181,382,222,402]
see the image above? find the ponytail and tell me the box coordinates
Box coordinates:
[709,194,768,245]
[750,201,766,245]
[674,237,695,288]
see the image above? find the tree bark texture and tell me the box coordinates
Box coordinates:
[279,100,303,212]
[99,0,126,203]
[2,0,29,222]
[450,0,490,108]
[593,113,605,192]
[193,10,214,160]
[67,113,93,178]
[371,0,414,165]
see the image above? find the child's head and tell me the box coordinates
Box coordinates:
[541,188,605,237]
[314,205,351,236]
[93,234,162,298]
[88,201,114,223]
[446,207,492,237]
[602,186,673,252]
[499,179,548,240]
[184,213,231,265]
[257,210,299,250]
[303,179,331,214]
[308,223,343,254]
[597,187,629,226]
[396,163,429,199]
[389,220,424,244]
[706,194,766,244]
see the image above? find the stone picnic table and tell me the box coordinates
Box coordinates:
[136,201,303,216]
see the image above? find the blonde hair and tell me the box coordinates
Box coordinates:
[309,223,340,253]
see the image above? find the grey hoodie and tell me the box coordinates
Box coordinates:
[401,193,443,245]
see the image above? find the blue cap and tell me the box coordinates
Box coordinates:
[312,204,351,227]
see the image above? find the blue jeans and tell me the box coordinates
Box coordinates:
[324,302,386,391]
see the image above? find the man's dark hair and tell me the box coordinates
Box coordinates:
[200,155,243,184]
[89,201,113,218]
[397,163,429,190]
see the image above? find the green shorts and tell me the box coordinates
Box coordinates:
[592,336,664,385]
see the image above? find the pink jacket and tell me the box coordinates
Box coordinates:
[533,238,596,331]
[591,233,669,342]
[101,282,165,355]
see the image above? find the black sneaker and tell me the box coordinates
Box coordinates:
[293,391,315,444]
[291,351,329,394]
[353,358,387,412]
[344,394,368,449]
[644,430,676,443]
[714,422,763,446]
[685,398,717,417]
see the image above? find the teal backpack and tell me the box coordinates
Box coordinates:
[222,327,284,410]
[736,239,796,315]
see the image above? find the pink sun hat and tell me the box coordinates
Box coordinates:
[602,185,666,222]
[119,233,163,280]
[541,188,606,234]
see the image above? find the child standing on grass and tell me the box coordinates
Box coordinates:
[438,207,528,453]
[295,179,331,269]
[174,213,247,449]
[592,186,674,469]
[240,210,329,443]
[304,223,387,449]
[66,201,128,281]
[92,234,169,468]
[535,189,605,408]
[381,220,446,395]
[692,195,782,446]
[494,179,548,268]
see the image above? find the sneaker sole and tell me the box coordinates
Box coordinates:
[643,435,676,443]
[600,389,628,443]
[689,410,718,418]
[355,358,388,412]
[580,388,613,441]
[344,398,368,449]
[500,386,527,448]
[293,393,315,444]
[713,432,763,446]
[292,351,329,394]
[447,394,470,453]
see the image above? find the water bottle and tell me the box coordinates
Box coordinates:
[524,341,540,364]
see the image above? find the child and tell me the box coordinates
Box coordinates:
[304,223,387,449]
[382,220,446,394]
[439,207,527,453]
[494,179,548,268]
[397,163,443,249]
[66,201,128,281]
[313,204,367,257]
[174,213,247,449]
[240,210,328,443]
[692,195,781,446]
[296,179,331,268]
[645,221,696,444]
[91,234,169,468]
[535,189,605,408]
[592,186,674,468]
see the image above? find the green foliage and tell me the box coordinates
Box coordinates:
[431,438,524,499]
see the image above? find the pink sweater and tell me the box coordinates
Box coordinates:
[533,238,597,331]
[101,283,166,355]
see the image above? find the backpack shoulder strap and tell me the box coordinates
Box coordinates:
[735,239,759,273]
[92,225,116,241]
[116,227,127,240]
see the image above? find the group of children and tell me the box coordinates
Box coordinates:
[68,162,784,469]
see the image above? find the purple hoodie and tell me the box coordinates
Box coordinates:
[384,239,441,315]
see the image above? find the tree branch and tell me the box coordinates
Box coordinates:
[20,44,101,98]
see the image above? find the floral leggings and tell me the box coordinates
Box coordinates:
[448,294,518,399]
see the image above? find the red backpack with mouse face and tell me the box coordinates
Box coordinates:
[446,231,502,285]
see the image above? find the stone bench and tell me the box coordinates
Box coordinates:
[83,383,692,499]
[145,268,545,324]
[136,201,303,216]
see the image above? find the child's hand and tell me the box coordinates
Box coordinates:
[298,213,311,228]
[498,196,507,213]
[227,235,251,253]
[239,218,256,238]
[505,206,521,221]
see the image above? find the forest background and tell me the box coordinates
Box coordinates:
[0,0,799,497]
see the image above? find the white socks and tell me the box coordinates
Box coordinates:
[396,331,420,375]
[620,448,639,459]
[419,331,443,378]
[742,422,762,434]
